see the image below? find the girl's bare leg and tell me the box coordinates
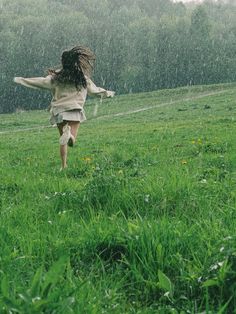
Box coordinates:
[57,121,80,169]
[60,145,68,169]
[57,122,68,169]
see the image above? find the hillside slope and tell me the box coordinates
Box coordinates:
[0,83,236,312]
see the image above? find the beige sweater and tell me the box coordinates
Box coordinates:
[14,75,115,115]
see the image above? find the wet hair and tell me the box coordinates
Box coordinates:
[49,46,95,89]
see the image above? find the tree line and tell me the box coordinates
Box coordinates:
[0,0,235,113]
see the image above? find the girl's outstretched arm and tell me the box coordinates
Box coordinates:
[87,78,115,98]
[14,75,53,90]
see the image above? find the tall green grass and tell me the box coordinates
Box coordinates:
[0,83,236,313]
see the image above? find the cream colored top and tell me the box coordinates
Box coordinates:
[14,75,115,115]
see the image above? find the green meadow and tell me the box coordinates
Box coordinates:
[1,83,236,313]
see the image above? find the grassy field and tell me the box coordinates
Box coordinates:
[1,83,236,313]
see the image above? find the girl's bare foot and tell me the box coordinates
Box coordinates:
[60,165,67,172]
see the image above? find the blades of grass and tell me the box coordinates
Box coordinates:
[1,275,10,298]
[202,279,219,288]
[42,256,68,297]
[217,297,233,314]
[29,266,43,297]
[158,269,174,298]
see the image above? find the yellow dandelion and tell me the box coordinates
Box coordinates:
[83,157,92,163]
[191,140,196,144]
[151,145,158,150]
[181,160,187,165]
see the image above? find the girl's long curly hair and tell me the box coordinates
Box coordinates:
[49,46,95,89]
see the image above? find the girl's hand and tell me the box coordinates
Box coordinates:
[13,77,23,84]
[107,91,115,98]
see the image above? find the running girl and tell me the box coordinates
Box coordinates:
[14,46,115,170]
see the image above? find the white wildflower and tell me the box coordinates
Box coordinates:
[197,276,202,283]
[144,194,150,203]
[223,236,232,241]
[32,297,41,303]
[210,264,218,271]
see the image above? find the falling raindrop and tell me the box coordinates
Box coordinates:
[20,25,24,36]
